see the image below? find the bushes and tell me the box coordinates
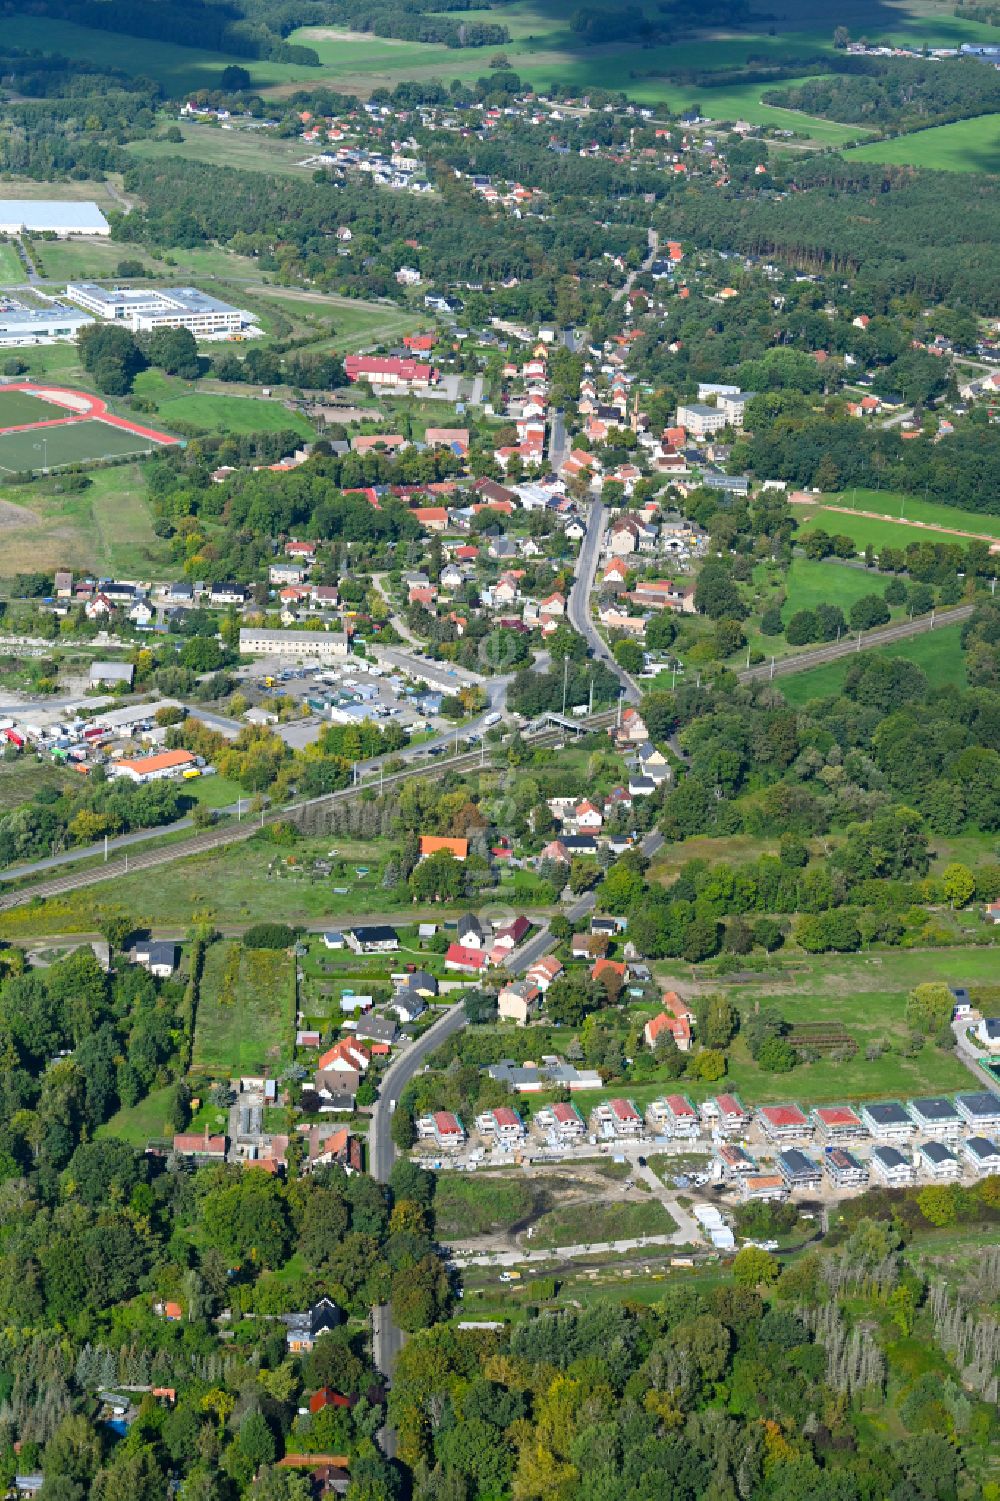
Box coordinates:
[242,923,295,950]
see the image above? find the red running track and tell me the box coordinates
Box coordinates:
[0,382,179,445]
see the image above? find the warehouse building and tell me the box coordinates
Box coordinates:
[66,283,246,337]
[0,299,93,347]
[0,200,109,236]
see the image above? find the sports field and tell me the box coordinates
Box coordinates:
[0,391,64,428]
[0,420,161,473]
[849,114,1000,173]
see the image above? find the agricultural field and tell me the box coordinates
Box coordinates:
[779,622,967,704]
[849,113,1000,172]
[192,939,296,1078]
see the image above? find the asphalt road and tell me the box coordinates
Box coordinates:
[612,228,659,304]
[568,499,642,705]
[365,820,665,1407]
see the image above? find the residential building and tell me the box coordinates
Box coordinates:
[675,402,729,437]
[346,926,398,954]
[740,1173,788,1203]
[238,628,350,661]
[131,940,178,977]
[643,1009,691,1052]
[172,1132,226,1160]
[647,1094,699,1138]
[955,1092,1000,1133]
[870,1145,915,1187]
[860,1102,913,1142]
[317,1039,370,1074]
[715,1142,757,1180]
[68,282,244,335]
[757,1104,810,1141]
[823,1147,868,1188]
[526,955,562,991]
[776,1149,822,1191]
[283,1298,341,1354]
[976,1017,1000,1051]
[444,943,488,974]
[534,1101,586,1143]
[917,1141,961,1179]
[476,1106,526,1145]
[962,1136,1000,1173]
[110,749,198,784]
[416,1111,466,1151]
[418,835,468,862]
[907,1097,962,1138]
[353,1014,398,1047]
[811,1105,866,1142]
[457,913,487,949]
[498,980,541,1026]
[591,1098,643,1138]
[701,1093,750,1136]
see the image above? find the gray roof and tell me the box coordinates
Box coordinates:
[918,1141,957,1164]
[0,198,108,231]
[909,1097,959,1122]
[863,1102,910,1125]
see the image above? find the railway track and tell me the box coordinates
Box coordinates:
[739,605,973,684]
[0,712,616,911]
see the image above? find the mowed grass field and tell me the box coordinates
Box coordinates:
[0,241,24,283]
[0,391,66,428]
[129,126,314,177]
[0,419,163,473]
[779,622,967,704]
[816,489,1000,542]
[794,504,999,554]
[0,462,173,577]
[193,940,296,1078]
[849,114,1000,172]
[781,556,903,621]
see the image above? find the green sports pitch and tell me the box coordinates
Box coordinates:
[0,420,161,473]
[0,390,66,429]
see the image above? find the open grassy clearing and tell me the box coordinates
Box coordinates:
[849,113,1000,172]
[780,556,906,621]
[433,1174,534,1238]
[0,177,122,209]
[31,236,264,286]
[193,939,295,1077]
[0,758,74,813]
[129,126,317,177]
[96,1083,177,1148]
[0,462,171,578]
[0,242,24,284]
[130,370,314,437]
[779,622,966,705]
[531,1198,676,1249]
[0,419,163,474]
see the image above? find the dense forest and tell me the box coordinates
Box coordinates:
[659,160,1000,313]
[764,55,1000,129]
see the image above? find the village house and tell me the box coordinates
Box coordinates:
[497,980,541,1026]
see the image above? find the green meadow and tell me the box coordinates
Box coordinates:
[779,622,967,705]
[849,114,1000,173]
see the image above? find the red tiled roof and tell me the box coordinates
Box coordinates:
[760,1104,808,1127]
